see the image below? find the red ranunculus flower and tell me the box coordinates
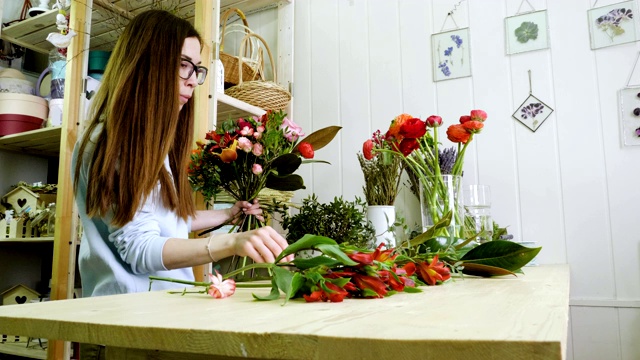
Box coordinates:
[426,115,443,128]
[462,120,484,134]
[446,124,471,144]
[399,117,427,138]
[298,141,315,159]
[394,138,420,156]
[459,115,471,124]
[362,139,374,160]
[470,109,487,122]
[415,255,451,286]
[386,113,413,141]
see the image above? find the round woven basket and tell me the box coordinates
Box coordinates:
[225,33,292,111]
[219,8,263,87]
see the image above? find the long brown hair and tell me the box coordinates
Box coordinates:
[74,10,199,226]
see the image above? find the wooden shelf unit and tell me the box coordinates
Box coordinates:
[0,127,61,157]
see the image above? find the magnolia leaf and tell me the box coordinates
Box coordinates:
[460,240,541,271]
[293,256,343,270]
[275,234,338,262]
[316,244,359,266]
[293,126,342,154]
[271,153,302,175]
[460,262,517,277]
[266,174,305,191]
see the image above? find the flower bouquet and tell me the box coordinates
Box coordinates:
[369,110,487,239]
[358,128,404,206]
[187,110,341,232]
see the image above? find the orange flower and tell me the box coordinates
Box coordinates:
[446,124,471,144]
[462,120,484,134]
[415,255,451,286]
[215,139,238,163]
[385,113,413,141]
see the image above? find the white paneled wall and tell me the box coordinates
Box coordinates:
[291,0,640,359]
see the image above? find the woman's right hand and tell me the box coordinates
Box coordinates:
[232,226,293,263]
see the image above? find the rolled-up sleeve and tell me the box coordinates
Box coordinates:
[107,194,170,274]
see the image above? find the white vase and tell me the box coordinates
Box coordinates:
[366,205,396,249]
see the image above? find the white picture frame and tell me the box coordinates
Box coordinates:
[505,10,550,55]
[512,94,554,132]
[588,1,638,50]
[619,87,640,146]
[431,28,472,82]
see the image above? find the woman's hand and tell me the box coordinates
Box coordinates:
[232,226,293,263]
[228,199,264,223]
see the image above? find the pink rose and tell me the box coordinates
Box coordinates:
[252,164,263,175]
[252,143,264,156]
[207,271,236,298]
[280,117,305,142]
[237,137,253,152]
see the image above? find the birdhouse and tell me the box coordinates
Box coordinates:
[2,185,39,215]
[1,284,40,306]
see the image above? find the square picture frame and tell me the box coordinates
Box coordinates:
[619,86,640,146]
[588,0,638,50]
[505,10,550,55]
[512,94,554,132]
[431,27,472,82]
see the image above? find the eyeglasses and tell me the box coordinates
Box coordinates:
[179,57,208,85]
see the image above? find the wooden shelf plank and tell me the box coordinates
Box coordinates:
[0,237,55,243]
[217,93,266,124]
[0,127,61,157]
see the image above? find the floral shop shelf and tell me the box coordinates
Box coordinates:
[0,265,570,360]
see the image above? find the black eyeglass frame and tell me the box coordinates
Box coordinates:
[179,57,208,85]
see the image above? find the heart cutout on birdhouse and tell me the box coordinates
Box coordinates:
[15,295,27,304]
[17,198,27,208]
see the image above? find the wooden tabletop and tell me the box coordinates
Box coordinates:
[0,264,570,360]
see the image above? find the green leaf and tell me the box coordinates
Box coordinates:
[293,126,342,154]
[460,240,541,272]
[252,285,281,301]
[460,262,517,277]
[408,212,452,247]
[402,286,423,293]
[270,153,302,175]
[316,244,358,266]
[275,234,338,262]
[266,173,305,191]
[272,266,297,304]
[293,256,343,270]
[288,272,305,299]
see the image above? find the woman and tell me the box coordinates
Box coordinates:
[72,9,291,299]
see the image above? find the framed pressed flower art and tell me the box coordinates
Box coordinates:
[505,10,550,55]
[588,1,639,50]
[619,86,640,146]
[512,94,554,132]
[431,27,472,82]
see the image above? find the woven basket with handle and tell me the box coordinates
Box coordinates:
[225,33,292,111]
[219,8,263,88]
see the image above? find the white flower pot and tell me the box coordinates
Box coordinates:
[366,205,396,249]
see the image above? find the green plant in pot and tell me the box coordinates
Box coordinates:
[277,194,375,249]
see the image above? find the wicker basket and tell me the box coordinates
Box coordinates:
[219,8,263,88]
[225,33,292,111]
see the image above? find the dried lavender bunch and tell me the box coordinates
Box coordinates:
[405,146,458,198]
[357,152,403,205]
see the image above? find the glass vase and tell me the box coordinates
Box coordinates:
[419,175,464,240]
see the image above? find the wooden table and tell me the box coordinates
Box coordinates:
[0,264,570,360]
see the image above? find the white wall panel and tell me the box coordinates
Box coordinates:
[292,1,640,358]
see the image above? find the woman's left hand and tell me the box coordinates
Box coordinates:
[229,199,264,223]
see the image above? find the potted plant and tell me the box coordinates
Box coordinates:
[276,194,375,252]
